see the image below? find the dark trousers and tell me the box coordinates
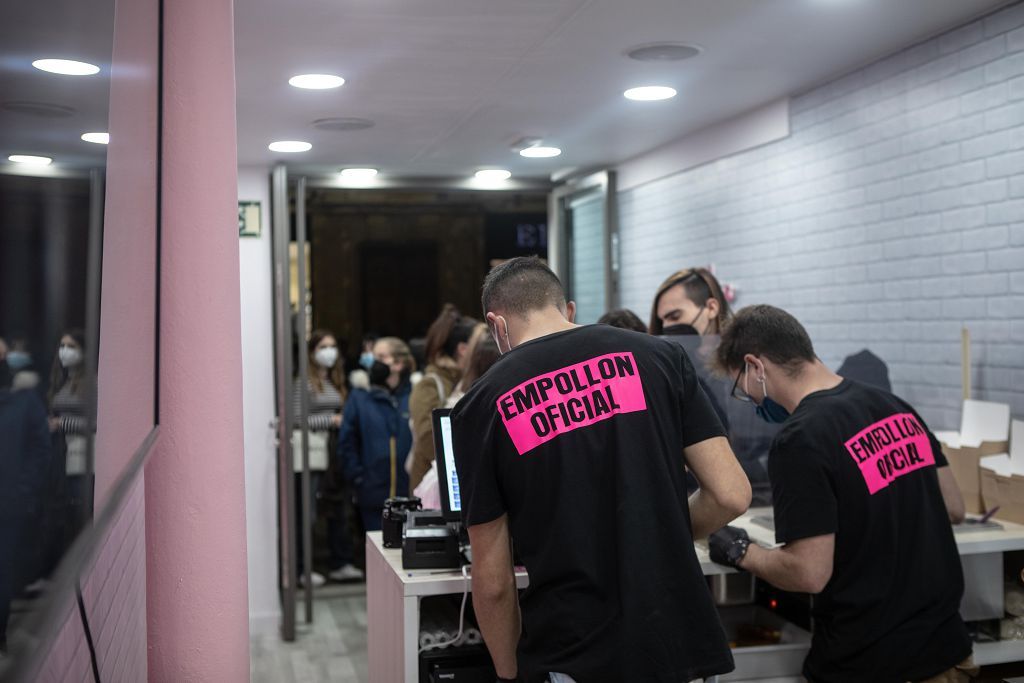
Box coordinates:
[0,518,27,644]
[326,501,354,570]
[359,506,384,532]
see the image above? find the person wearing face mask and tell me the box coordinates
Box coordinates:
[709,305,973,683]
[338,336,415,532]
[0,360,50,654]
[349,332,379,391]
[4,337,39,391]
[43,329,97,574]
[650,268,778,501]
[451,257,751,683]
[407,305,479,491]
[291,330,363,587]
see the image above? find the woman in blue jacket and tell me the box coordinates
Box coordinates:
[339,336,415,531]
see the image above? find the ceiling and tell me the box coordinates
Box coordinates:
[0,1,1012,178]
[0,0,114,172]
[235,0,1012,181]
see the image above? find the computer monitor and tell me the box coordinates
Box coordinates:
[432,408,462,522]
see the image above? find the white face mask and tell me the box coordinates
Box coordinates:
[59,345,83,369]
[314,347,338,369]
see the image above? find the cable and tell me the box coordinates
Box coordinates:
[418,564,471,653]
[75,580,102,683]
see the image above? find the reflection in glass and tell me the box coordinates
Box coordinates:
[0,0,112,665]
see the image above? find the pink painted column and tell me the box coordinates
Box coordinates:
[144,0,250,678]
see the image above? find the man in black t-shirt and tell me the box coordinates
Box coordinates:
[451,257,752,683]
[709,305,974,683]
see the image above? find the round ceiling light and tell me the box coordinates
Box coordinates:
[475,169,511,182]
[81,132,109,145]
[268,140,312,153]
[623,85,677,101]
[625,42,702,62]
[8,154,53,166]
[289,74,345,90]
[32,59,100,76]
[519,146,562,158]
[340,168,378,180]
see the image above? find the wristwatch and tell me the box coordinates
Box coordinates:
[726,536,750,566]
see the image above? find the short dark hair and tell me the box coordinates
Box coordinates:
[597,309,647,333]
[481,257,566,318]
[715,305,816,376]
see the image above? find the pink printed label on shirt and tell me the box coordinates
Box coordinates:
[844,412,935,494]
[496,352,648,455]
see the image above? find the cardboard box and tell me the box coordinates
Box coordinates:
[979,420,1024,524]
[941,439,1009,514]
[935,400,1011,515]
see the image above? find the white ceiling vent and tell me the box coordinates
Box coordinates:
[625,42,702,62]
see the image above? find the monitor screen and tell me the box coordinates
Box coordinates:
[438,414,461,513]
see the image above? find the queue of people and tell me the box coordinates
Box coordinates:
[0,329,97,653]
[445,256,975,683]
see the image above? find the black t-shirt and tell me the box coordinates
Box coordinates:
[451,325,734,683]
[768,379,970,683]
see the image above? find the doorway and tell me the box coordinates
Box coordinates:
[359,241,439,343]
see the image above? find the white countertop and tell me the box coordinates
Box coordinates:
[369,508,1024,589]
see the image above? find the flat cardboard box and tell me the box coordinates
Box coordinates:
[942,439,1009,514]
[979,421,1024,524]
[935,400,1012,515]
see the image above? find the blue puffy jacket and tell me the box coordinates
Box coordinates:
[338,383,412,509]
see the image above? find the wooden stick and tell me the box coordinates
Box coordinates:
[961,327,971,402]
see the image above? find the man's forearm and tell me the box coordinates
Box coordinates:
[739,543,817,593]
[688,489,743,540]
[473,575,521,678]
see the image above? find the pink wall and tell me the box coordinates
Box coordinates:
[30,0,160,678]
[144,0,250,678]
[93,0,159,516]
[35,476,148,683]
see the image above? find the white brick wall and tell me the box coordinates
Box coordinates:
[618,2,1024,430]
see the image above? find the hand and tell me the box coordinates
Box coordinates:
[331,414,342,428]
[709,525,750,568]
[48,417,61,433]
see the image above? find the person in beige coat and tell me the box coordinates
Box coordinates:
[407,304,479,490]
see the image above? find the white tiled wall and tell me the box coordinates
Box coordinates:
[618,2,1024,430]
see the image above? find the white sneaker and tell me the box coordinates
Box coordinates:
[299,571,326,588]
[328,564,365,582]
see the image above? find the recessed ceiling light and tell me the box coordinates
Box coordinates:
[475,169,511,182]
[623,86,677,101]
[519,146,562,158]
[81,132,109,145]
[289,74,345,90]
[340,168,378,180]
[268,140,312,153]
[8,154,53,166]
[32,59,100,76]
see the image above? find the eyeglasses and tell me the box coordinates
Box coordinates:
[730,366,753,402]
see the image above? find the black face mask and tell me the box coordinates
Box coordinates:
[369,360,391,387]
[662,305,706,337]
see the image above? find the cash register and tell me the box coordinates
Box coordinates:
[402,408,469,569]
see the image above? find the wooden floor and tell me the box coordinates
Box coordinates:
[250,583,369,683]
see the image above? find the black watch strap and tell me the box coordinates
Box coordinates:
[729,537,751,565]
